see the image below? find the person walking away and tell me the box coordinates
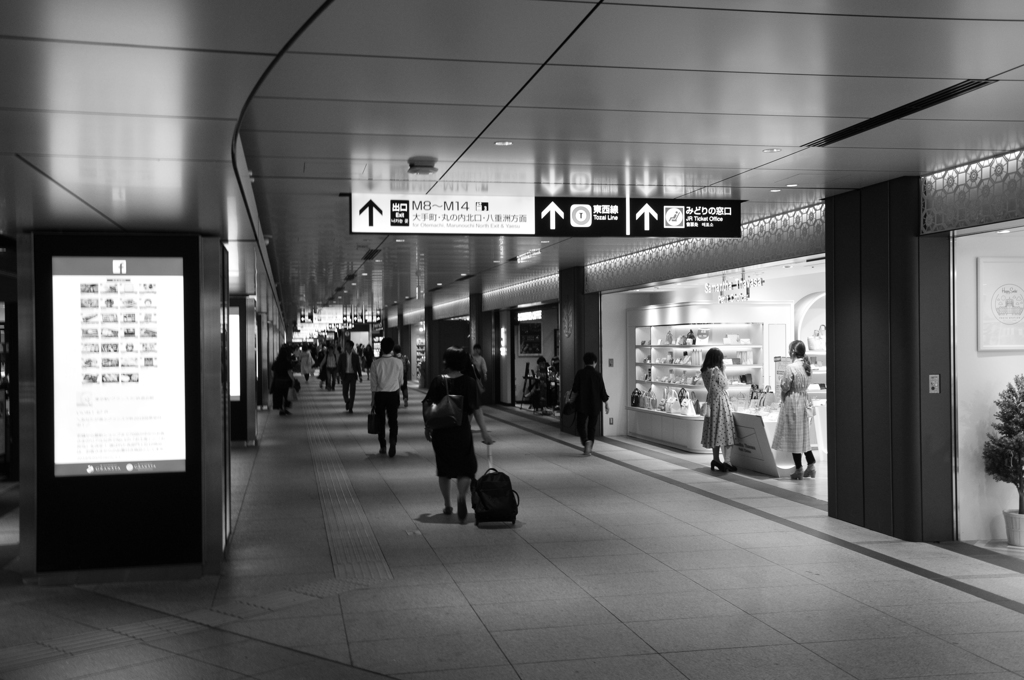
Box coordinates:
[471,343,488,397]
[773,340,816,479]
[319,342,340,391]
[423,347,495,522]
[369,337,403,457]
[567,351,609,456]
[270,344,295,416]
[299,346,314,382]
[700,347,738,472]
[339,339,362,412]
[395,344,410,407]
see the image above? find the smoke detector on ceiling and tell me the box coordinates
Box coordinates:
[408,156,438,175]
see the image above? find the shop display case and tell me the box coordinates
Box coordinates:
[628,322,766,453]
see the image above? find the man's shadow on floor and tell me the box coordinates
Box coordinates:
[414,513,519,528]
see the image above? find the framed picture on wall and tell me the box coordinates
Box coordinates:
[519,321,542,355]
[978,257,1024,351]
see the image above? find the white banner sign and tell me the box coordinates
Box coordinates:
[351,194,534,235]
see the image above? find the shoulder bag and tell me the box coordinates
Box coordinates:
[423,376,464,429]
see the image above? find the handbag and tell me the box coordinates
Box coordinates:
[367,408,379,435]
[630,388,642,407]
[563,391,577,416]
[423,376,464,429]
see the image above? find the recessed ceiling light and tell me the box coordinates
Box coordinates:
[460,273,467,276]
[395,239,405,243]
[770,189,781,193]
[540,240,550,244]
[361,272,368,276]
[437,283,443,286]
[494,141,513,146]
[375,259,382,263]
[762,148,782,153]
[493,260,501,263]
[998,229,1011,234]
[786,183,798,187]
[350,282,357,286]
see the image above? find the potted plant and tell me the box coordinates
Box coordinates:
[982,374,1024,547]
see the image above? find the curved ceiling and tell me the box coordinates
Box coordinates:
[5,1,1024,323]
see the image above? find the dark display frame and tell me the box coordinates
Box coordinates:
[33,234,204,572]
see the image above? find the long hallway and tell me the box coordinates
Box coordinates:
[3,385,1024,679]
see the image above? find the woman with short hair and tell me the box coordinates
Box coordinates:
[423,346,495,522]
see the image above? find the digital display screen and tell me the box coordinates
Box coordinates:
[52,257,187,476]
[229,308,240,401]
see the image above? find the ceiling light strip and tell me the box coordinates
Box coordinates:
[584,205,825,294]
[482,274,560,312]
[433,298,471,320]
[922,148,1024,235]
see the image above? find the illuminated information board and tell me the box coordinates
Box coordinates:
[52,257,186,476]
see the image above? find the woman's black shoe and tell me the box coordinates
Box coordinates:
[443,506,453,516]
[724,463,738,472]
[457,499,468,522]
[710,460,727,472]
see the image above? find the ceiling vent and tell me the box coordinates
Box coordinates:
[802,79,993,148]
[362,248,382,261]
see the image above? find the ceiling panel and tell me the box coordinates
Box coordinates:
[607,0,1024,20]
[831,119,1024,154]
[0,154,123,231]
[513,66,960,118]
[906,81,1024,121]
[486,107,857,147]
[22,155,252,235]
[554,4,1024,79]
[0,0,321,52]
[240,130,474,163]
[0,40,270,119]
[256,54,536,106]
[242,99,501,137]
[0,110,237,160]
[290,0,596,61]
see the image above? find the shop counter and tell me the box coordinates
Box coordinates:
[627,403,827,478]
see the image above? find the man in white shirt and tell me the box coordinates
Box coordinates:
[369,336,404,457]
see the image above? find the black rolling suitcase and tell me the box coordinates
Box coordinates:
[471,447,519,524]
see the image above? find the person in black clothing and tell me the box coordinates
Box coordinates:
[270,344,295,416]
[568,351,609,456]
[423,346,495,522]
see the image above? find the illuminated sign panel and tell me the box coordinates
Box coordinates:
[52,257,187,476]
[352,194,535,235]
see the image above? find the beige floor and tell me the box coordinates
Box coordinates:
[1,386,1024,679]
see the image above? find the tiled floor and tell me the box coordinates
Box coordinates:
[2,386,1024,679]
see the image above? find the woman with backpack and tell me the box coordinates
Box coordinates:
[423,346,495,522]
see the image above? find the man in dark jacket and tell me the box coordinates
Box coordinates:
[568,351,610,456]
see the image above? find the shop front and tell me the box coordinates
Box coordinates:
[512,305,560,416]
[951,220,1024,545]
[603,257,828,499]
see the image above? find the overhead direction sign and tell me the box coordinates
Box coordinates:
[351,193,534,235]
[350,193,741,237]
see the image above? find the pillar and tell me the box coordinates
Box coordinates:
[558,267,601,436]
[469,293,495,405]
[826,176,954,541]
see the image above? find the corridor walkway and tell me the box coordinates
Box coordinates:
[3,386,1024,679]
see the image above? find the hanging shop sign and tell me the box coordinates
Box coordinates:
[350,193,741,237]
[351,193,535,235]
[705,275,766,304]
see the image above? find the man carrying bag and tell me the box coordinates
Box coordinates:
[369,337,404,458]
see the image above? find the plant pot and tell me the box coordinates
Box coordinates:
[1004,510,1024,548]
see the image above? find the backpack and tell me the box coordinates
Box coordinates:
[471,468,519,524]
[630,388,642,407]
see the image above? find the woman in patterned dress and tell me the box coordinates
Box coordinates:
[700,348,737,472]
[772,340,816,479]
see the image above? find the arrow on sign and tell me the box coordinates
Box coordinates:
[541,201,564,230]
[359,200,383,226]
[636,203,658,231]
